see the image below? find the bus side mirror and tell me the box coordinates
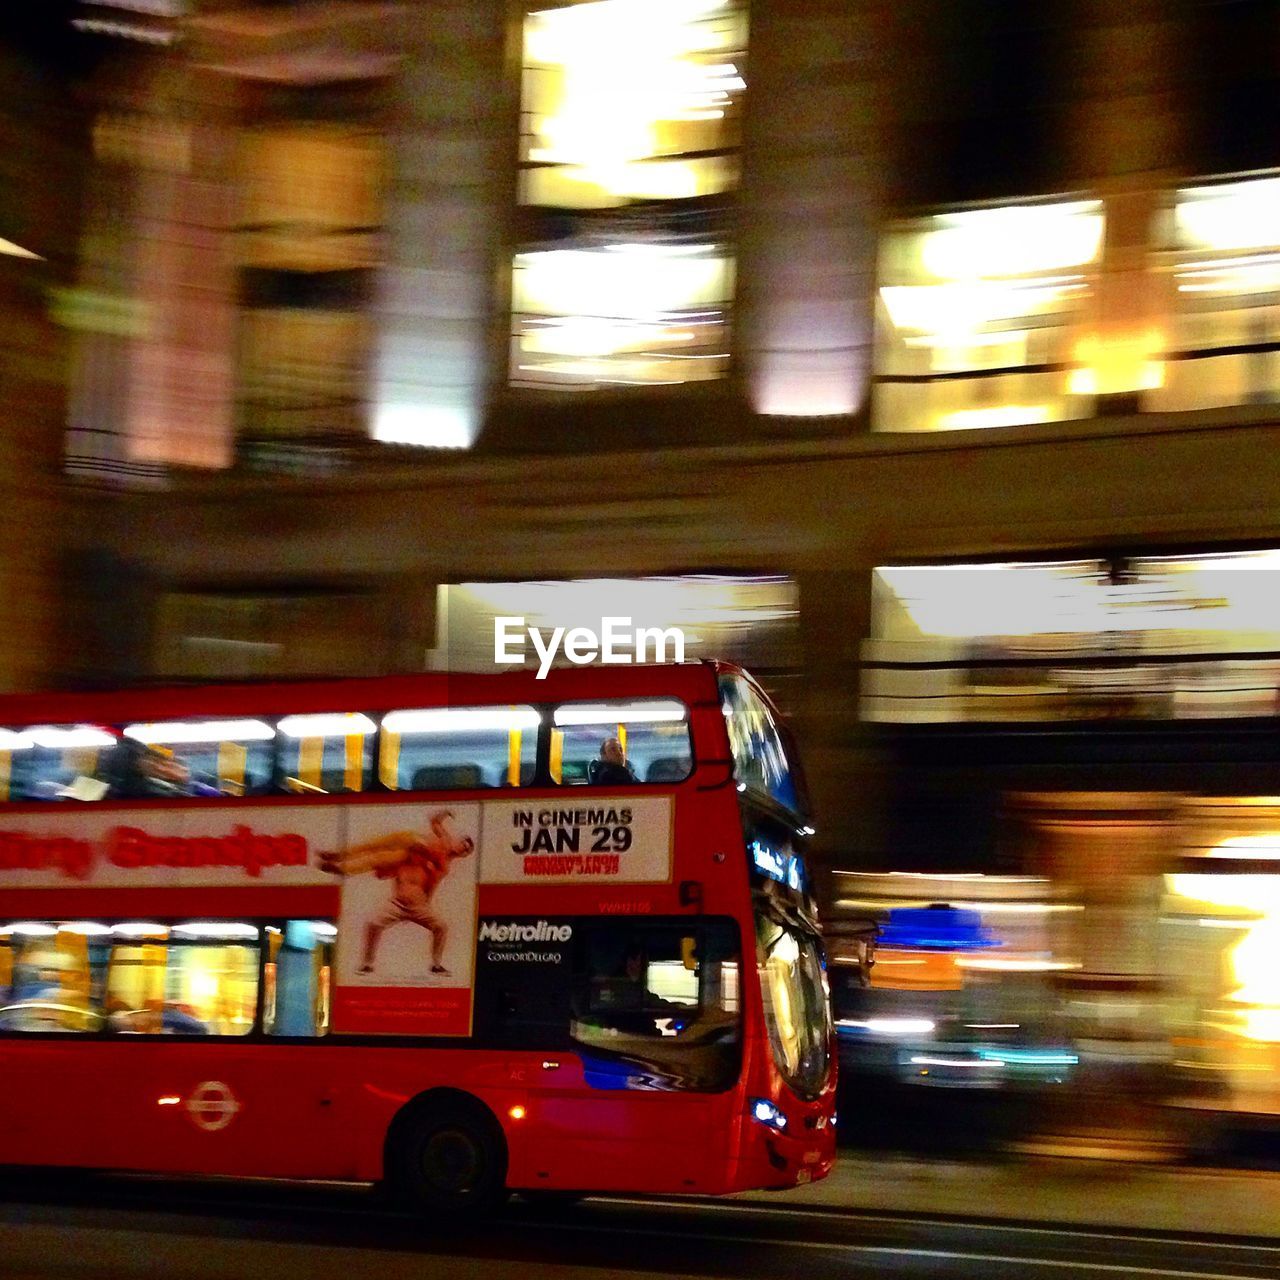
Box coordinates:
[681,936,698,971]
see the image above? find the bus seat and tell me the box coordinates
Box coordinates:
[645,757,688,783]
[411,764,486,790]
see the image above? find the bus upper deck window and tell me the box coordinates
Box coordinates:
[120,719,276,799]
[551,700,691,787]
[4,726,118,803]
[275,713,376,795]
[380,706,540,791]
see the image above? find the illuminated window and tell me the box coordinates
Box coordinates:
[1149,177,1280,412]
[511,241,733,388]
[4,725,118,803]
[0,924,101,1033]
[520,0,747,208]
[166,926,261,1036]
[120,718,276,799]
[380,707,540,791]
[873,200,1103,431]
[0,922,261,1036]
[265,920,335,1038]
[864,551,1280,723]
[552,699,692,786]
[275,712,376,795]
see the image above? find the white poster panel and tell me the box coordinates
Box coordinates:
[479,795,673,884]
[0,806,337,888]
[332,802,480,990]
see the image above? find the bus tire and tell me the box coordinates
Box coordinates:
[388,1094,509,1217]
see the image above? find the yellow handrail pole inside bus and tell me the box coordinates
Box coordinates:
[143,940,167,1033]
[549,729,563,783]
[344,733,364,792]
[0,749,8,802]
[218,741,247,796]
[617,723,627,755]
[298,736,323,791]
[57,930,92,1010]
[508,727,522,786]
[264,928,283,1033]
[318,959,331,1034]
[379,730,400,789]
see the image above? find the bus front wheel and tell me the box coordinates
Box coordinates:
[390,1098,509,1216]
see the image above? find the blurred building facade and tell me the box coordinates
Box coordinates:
[23,2,1280,1119]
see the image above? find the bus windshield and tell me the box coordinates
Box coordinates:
[719,674,804,818]
[755,909,832,1099]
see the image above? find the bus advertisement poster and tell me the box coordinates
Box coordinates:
[478,795,674,884]
[328,803,479,1037]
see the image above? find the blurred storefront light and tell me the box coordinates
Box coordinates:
[864,552,1280,723]
[1169,832,1280,1045]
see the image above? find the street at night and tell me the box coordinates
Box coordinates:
[5,1158,1280,1280]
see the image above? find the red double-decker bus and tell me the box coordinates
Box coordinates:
[0,661,834,1211]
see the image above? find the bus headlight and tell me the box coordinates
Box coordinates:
[750,1098,788,1132]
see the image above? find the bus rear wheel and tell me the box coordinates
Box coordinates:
[391,1100,509,1217]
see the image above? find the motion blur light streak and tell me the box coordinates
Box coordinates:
[0,237,41,260]
[837,1018,936,1036]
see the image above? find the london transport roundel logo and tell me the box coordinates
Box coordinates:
[186,1080,241,1132]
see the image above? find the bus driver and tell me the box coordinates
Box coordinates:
[320,811,475,977]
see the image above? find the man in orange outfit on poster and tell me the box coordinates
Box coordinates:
[320,810,475,978]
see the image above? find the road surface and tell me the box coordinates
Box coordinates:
[2,1168,1279,1280]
